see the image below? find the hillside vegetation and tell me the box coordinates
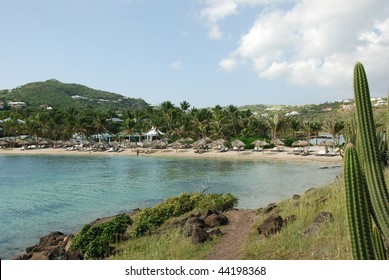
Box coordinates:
[0,79,148,110]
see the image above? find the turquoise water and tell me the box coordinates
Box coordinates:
[0,154,342,259]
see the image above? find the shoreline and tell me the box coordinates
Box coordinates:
[0,146,343,164]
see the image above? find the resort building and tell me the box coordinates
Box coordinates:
[7,101,26,109]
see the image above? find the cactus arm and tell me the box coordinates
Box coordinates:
[353,62,389,239]
[344,143,376,259]
[373,226,388,260]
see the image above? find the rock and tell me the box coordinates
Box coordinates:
[305,187,317,194]
[302,212,333,236]
[191,224,210,244]
[34,231,66,252]
[292,194,301,200]
[314,212,333,223]
[261,203,277,214]
[207,228,223,236]
[257,215,284,237]
[26,244,37,254]
[48,247,68,260]
[284,215,297,224]
[29,252,48,260]
[315,197,329,205]
[67,250,83,260]
[186,217,206,237]
[204,213,228,228]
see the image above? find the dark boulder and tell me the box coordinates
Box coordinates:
[191,224,211,244]
[302,212,333,236]
[204,213,229,228]
[260,203,278,214]
[257,215,284,237]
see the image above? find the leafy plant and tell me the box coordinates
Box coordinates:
[344,62,389,259]
[131,192,238,238]
[71,213,132,259]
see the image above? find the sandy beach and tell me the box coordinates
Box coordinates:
[0,146,343,164]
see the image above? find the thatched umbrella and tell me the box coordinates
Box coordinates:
[141,139,152,150]
[319,140,335,152]
[0,140,8,148]
[171,140,183,152]
[210,139,226,150]
[251,140,269,152]
[231,139,245,154]
[273,139,285,146]
[151,139,167,150]
[272,139,285,152]
[292,140,309,147]
[127,141,138,150]
[192,139,207,149]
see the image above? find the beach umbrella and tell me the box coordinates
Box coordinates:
[319,140,335,146]
[171,140,184,152]
[192,139,207,149]
[251,140,270,147]
[151,139,167,149]
[210,139,226,149]
[0,140,8,146]
[127,142,138,150]
[141,139,152,149]
[292,140,309,147]
[272,139,285,146]
[231,139,245,154]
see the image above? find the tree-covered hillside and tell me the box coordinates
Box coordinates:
[0,79,148,110]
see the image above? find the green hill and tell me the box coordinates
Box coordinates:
[0,79,148,110]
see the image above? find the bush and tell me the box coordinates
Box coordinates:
[71,214,132,259]
[131,192,238,238]
[196,193,238,212]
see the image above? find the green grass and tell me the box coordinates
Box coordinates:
[243,177,353,259]
[110,222,218,260]
[106,170,389,260]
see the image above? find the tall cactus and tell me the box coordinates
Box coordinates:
[344,62,389,259]
[344,143,376,259]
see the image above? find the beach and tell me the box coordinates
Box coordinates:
[0,146,343,164]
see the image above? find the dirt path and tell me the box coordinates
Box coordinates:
[206,209,258,260]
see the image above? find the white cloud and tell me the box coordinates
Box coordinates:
[214,0,389,94]
[170,60,182,70]
[199,0,291,40]
[219,57,238,72]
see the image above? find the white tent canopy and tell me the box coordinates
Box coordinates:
[145,127,165,141]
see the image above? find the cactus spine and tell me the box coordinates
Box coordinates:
[344,62,389,259]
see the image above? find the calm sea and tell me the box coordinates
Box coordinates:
[0,154,342,259]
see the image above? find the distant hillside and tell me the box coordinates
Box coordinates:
[0,79,148,110]
[239,97,387,121]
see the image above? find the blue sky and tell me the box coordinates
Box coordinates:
[1,0,388,108]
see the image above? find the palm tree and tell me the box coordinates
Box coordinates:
[323,120,345,147]
[289,119,301,139]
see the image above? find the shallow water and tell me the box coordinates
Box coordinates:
[0,154,342,259]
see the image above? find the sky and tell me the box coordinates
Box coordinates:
[1,0,388,108]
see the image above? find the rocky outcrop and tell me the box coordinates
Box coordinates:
[257,215,284,237]
[258,203,278,214]
[302,212,333,236]
[12,231,82,260]
[204,213,228,228]
[184,210,229,244]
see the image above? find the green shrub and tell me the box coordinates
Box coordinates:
[131,192,238,238]
[195,193,238,212]
[71,213,132,259]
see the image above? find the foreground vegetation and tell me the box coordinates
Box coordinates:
[245,176,352,259]
[72,192,238,259]
[108,170,388,260]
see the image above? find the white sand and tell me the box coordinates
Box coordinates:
[0,146,343,164]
